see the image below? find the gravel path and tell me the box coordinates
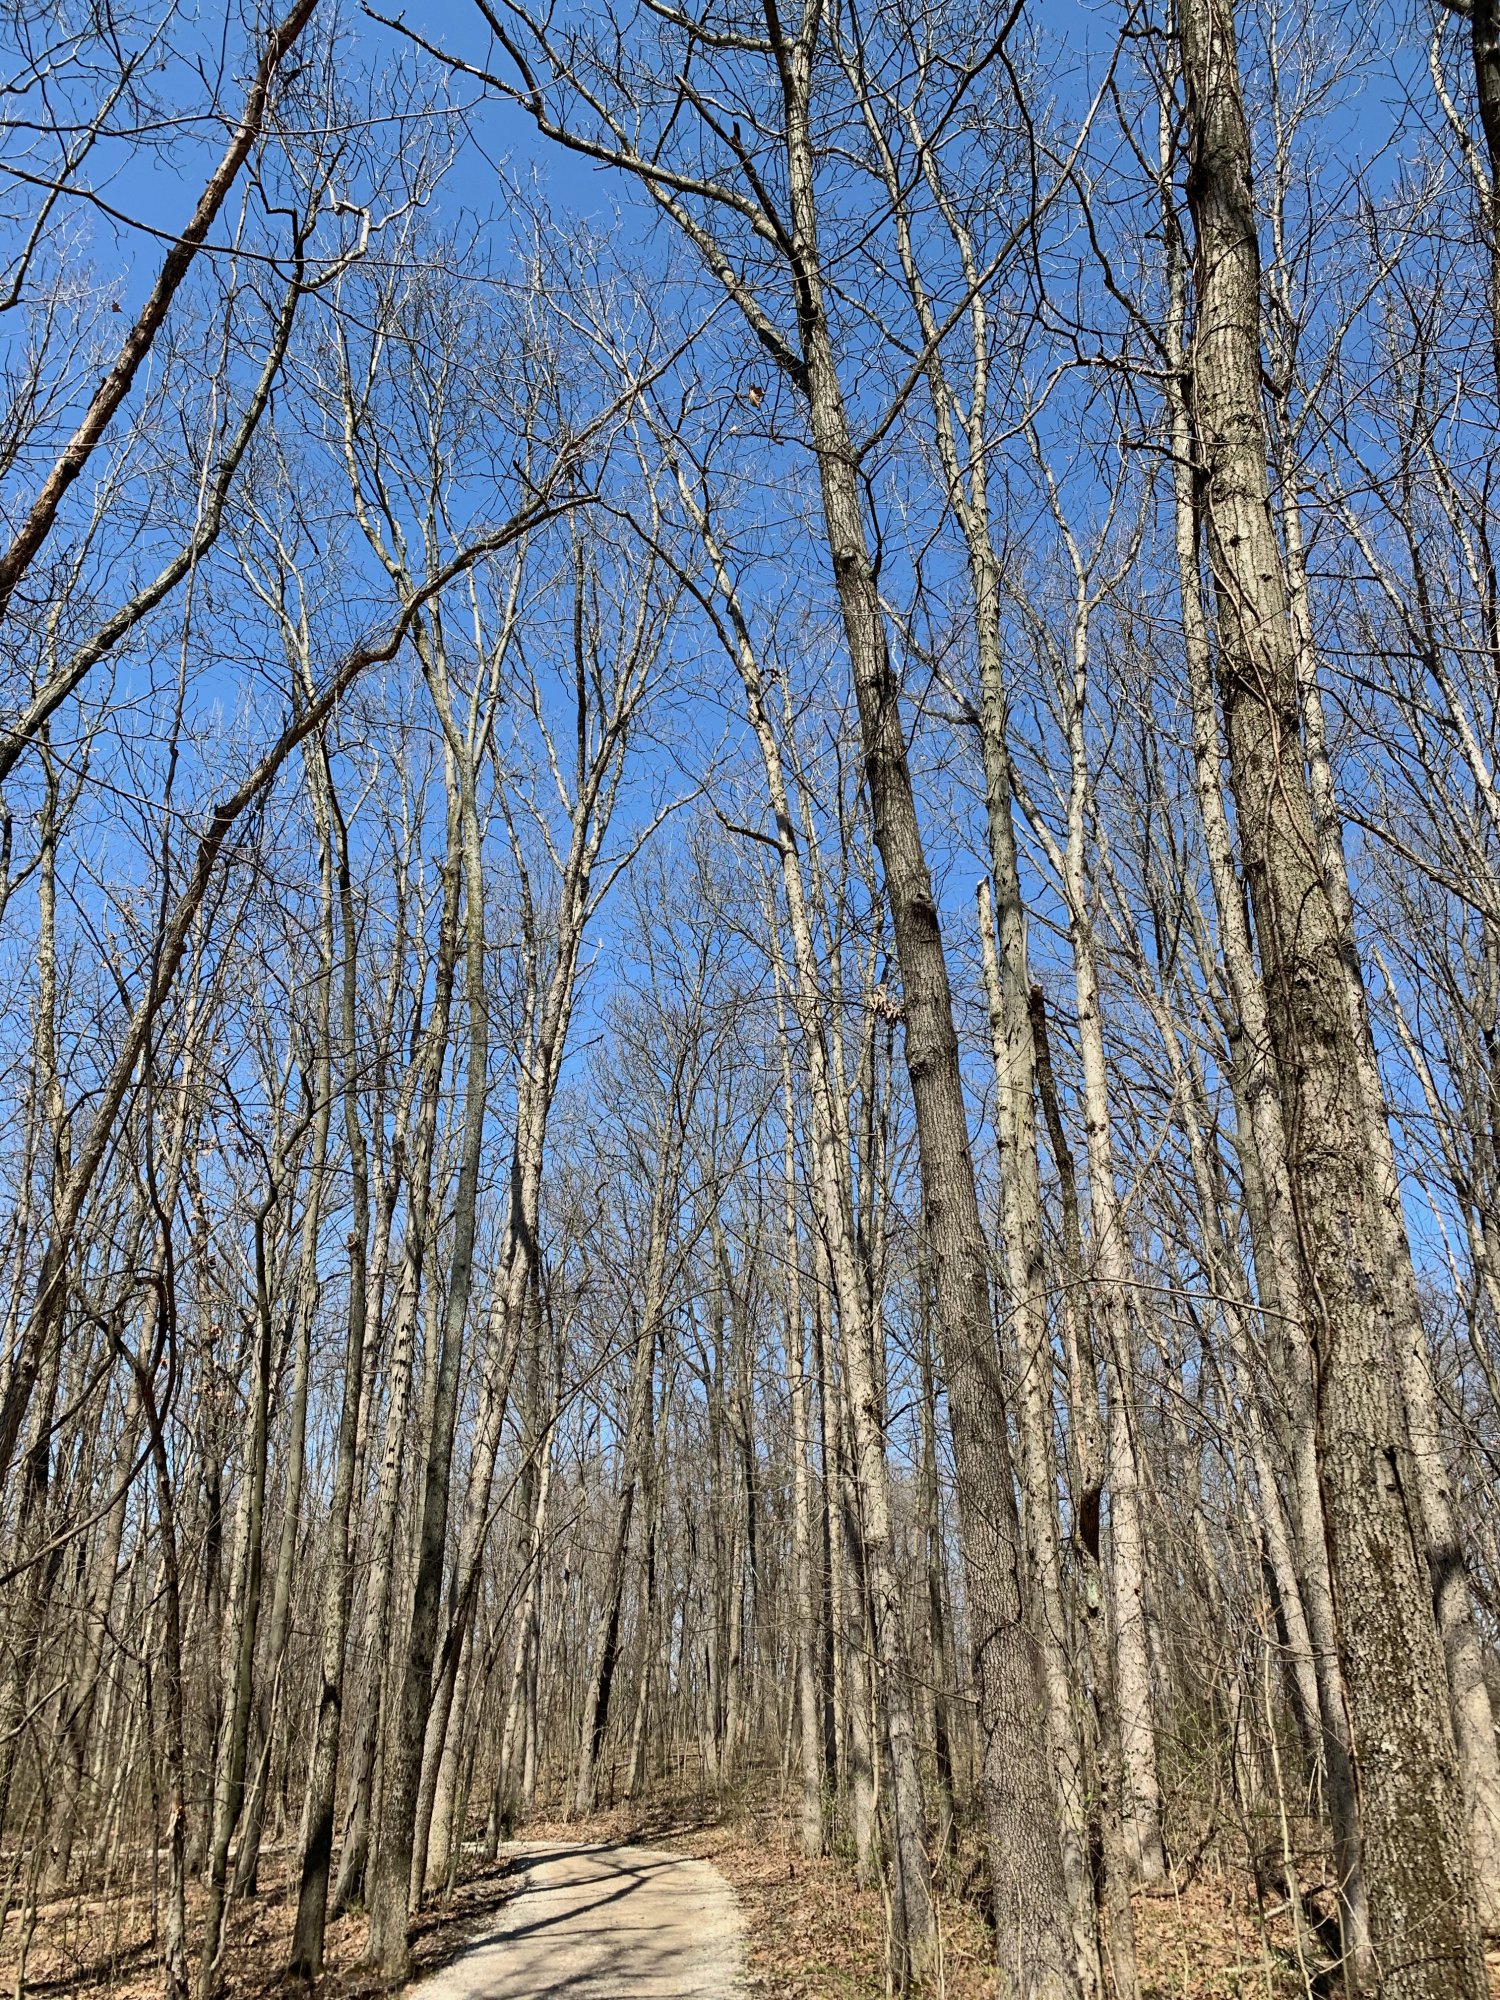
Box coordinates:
[408,1840,746,1999]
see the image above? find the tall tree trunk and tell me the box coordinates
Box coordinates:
[403,588,629,1893]
[331,1222,429,1911]
[574,1233,663,1817]
[372,844,478,1904]
[0,756,71,1846]
[1029,991,1140,2000]
[197,1198,276,1997]
[865,83,1102,1962]
[677,465,934,1969]
[367,723,490,1979]
[290,757,372,1979]
[1177,3,1485,1988]
[492,1283,555,1837]
[1156,69,1372,1972]
[786,226,1075,1976]
[769,37,1080,1982]
[233,755,337,1902]
[624,1488,658,1800]
[1277,404,1500,1933]
[916,1320,956,1865]
[776,971,826,1858]
[976,883,1105,1983]
[131,1328,190,2000]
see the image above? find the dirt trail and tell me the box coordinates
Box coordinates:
[408,1840,746,1999]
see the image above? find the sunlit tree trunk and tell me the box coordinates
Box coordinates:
[1178,2,1485,1986]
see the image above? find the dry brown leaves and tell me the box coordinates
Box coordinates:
[8,1798,1499,2000]
[525,1790,1301,1999]
[0,1851,517,2000]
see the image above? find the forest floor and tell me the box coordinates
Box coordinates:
[7,1791,1500,2000]
[523,1791,1304,2000]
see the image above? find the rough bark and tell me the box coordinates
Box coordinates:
[1278,406,1500,1935]
[1178,2,1485,1988]
[1156,67,1372,1971]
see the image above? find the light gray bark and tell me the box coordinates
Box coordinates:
[1155,68,1372,1970]
[776,968,826,1858]
[1178,2,1485,1986]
